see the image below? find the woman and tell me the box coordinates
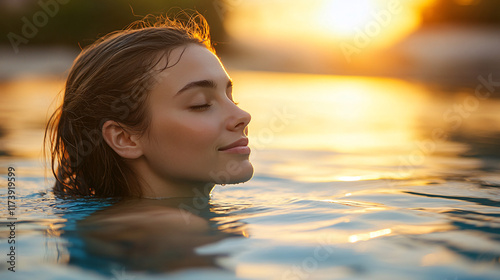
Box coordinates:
[47,13,252,274]
[45,13,254,199]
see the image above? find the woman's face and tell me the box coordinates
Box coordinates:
[135,44,253,194]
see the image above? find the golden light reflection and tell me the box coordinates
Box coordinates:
[225,220,453,246]
[238,225,352,244]
[45,223,63,237]
[336,175,383,182]
[421,250,459,266]
[348,228,392,243]
[234,261,353,279]
[337,176,363,182]
[322,199,389,214]
[41,220,70,264]
[211,190,454,247]
[391,223,455,235]
[0,77,64,157]
[235,264,299,280]
[237,72,428,152]
[235,71,431,182]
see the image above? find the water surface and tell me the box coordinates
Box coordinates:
[0,71,499,279]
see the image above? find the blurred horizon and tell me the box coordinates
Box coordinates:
[0,0,500,88]
[1,0,500,159]
[1,3,500,279]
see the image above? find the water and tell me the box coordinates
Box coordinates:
[0,71,499,279]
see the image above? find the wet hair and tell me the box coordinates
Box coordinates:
[44,12,214,197]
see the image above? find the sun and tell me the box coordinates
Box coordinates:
[314,0,433,48]
[223,0,437,51]
[317,0,376,37]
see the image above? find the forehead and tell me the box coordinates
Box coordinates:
[151,44,229,95]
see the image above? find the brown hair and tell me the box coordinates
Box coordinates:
[44,13,214,197]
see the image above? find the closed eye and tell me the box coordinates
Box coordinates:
[189,104,212,111]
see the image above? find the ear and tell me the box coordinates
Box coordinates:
[102,120,143,159]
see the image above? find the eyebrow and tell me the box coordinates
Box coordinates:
[175,79,233,96]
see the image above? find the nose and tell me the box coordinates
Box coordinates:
[226,103,251,133]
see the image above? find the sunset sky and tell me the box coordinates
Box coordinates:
[224,0,438,54]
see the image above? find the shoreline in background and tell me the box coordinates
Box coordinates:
[0,46,78,80]
[1,25,500,90]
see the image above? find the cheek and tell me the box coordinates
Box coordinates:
[149,114,221,159]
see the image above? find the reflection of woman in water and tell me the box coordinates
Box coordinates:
[70,197,245,273]
[44,13,252,273]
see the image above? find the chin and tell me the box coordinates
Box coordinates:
[233,166,254,184]
[214,161,254,184]
[235,161,254,183]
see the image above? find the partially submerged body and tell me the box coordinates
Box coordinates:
[74,197,240,272]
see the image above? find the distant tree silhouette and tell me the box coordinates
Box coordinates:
[1,0,228,50]
[421,0,500,25]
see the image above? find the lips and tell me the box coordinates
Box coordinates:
[219,138,249,151]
